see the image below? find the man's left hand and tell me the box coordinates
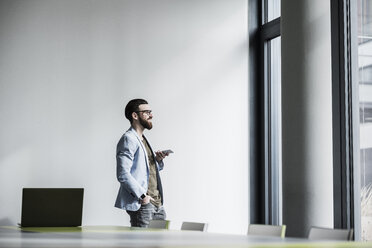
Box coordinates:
[155,151,169,162]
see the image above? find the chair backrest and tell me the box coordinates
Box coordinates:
[148,220,170,229]
[180,222,208,232]
[308,227,353,241]
[247,224,286,238]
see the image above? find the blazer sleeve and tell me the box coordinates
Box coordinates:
[116,134,146,199]
[157,160,164,171]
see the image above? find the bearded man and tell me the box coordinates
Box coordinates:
[115,99,169,227]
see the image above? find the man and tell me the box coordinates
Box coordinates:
[115,99,169,227]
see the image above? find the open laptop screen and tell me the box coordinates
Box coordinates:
[21,188,84,227]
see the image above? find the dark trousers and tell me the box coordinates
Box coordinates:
[126,203,166,227]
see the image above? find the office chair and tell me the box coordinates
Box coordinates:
[308,226,353,241]
[247,224,286,238]
[147,219,170,229]
[180,221,208,232]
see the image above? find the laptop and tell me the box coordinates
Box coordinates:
[20,188,84,227]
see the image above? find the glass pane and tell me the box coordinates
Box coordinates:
[358,0,372,241]
[269,36,282,224]
[268,0,281,22]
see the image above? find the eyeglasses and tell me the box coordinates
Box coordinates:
[136,110,152,115]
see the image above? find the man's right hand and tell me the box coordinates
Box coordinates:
[141,195,153,205]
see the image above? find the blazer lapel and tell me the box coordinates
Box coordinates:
[143,135,156,160]
[129,127,149,169]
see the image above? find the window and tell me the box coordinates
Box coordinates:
[249,0,281,225]
[331,0,372,241]
[266,0,281,23]
[268,36,282,224]
[357,0,372,241]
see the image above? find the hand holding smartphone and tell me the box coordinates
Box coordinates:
[155,150,173,162]
[161,149,174,155]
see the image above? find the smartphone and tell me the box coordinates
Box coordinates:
[161,149,174,154]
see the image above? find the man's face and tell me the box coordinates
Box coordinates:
[137,104,153,130]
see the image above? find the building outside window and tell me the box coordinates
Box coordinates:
[358,0,372,241]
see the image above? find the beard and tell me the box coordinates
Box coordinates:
[139,116,153,130]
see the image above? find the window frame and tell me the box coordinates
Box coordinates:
[249,0,281,225]
[330,0,360,240]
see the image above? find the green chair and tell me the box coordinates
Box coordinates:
[308,226,353,241]
[247,224,286,238]
[180,222,208,232]
[147,220,170,229]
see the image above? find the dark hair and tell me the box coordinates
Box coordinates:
[125,99,148,123]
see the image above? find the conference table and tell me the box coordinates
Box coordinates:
[0,225,371,248]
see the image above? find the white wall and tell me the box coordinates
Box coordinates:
[281,0,333,237]
[0,0,248,234]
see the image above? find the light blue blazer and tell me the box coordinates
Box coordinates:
[115,127,164,211]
